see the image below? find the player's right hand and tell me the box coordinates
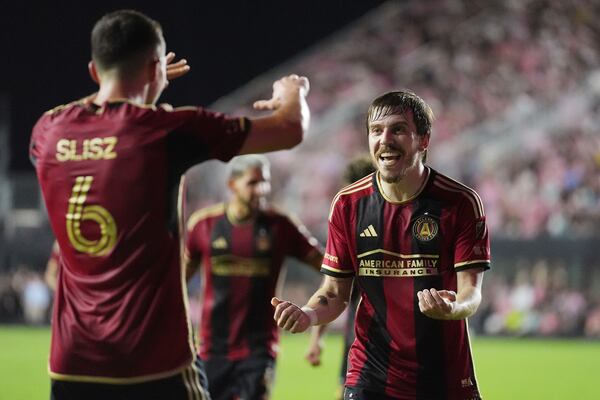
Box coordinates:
[271,297,311,333]
[254,74,310,111]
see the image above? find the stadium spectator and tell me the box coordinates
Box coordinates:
[184,154,323,400]
[274,91,490,399]
[29,9,310,400]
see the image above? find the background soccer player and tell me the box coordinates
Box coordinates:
[304,155,375,400]
[185,154,323,400]
[273,90,490,400]
[30,9,311,400]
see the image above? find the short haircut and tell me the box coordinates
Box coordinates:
[91,9,163,74]
[366,90,434,138]
[228,155,270,179]
[344,155,376,184]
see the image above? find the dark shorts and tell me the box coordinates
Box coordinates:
[51,358,210,400]
[203,355,275,400]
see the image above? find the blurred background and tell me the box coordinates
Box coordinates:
[2,0,600,343]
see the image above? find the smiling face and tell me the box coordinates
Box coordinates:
[368,109,429,183]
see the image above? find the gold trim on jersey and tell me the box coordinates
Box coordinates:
[48,362,191,384]
[357,249,439,259]
[454,259,490,268]
[433,174,485,219]
[375,168,430,205]
[328,174,374,221]
[186,203,226,232]
[320,264,354,275]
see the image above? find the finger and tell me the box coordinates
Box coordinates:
[273,301,292,321]
[416,291,428,312]
[420,289,435,308]
[253,99,279,110]
[283,309,302,331]
[271,297,282,307]
[429,289,448,309]
[167,59,188,69]
[166,65,191,80]
[165,52,175,64]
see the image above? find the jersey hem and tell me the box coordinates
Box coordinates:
[48,358,193,384]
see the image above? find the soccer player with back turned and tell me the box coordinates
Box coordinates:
[30,9,310,400]
[274,90,490,400]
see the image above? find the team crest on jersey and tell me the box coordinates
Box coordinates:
[256,228,271,252]
[412,215,438,241]
[212,236,228,249]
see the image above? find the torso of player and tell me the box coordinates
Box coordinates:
[30,100,249,381]
[323,170,490,398]
[186,205,313,360]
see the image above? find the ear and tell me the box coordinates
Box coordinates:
[419,134,430,152]
[227,178,236,192]
[88,61,100,84]
[146,58,159,83]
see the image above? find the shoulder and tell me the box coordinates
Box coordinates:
[429,170,485,218]
[328,173,375,221]
[186,203,226,232]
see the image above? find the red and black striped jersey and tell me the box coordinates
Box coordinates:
[185,204,320,360]
[322,168,490,400]
[30,100,249,383]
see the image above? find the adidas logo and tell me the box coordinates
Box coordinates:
[212,236,228,249]
[359,225,378,237]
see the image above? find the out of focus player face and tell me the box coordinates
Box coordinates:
[368,110,428,184]
[146,42,167,104]
[230,167,271,211]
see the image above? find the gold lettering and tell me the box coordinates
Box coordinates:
[56,139,71,161]
[55,137,118,162]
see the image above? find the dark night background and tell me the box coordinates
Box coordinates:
[1,0,386,172]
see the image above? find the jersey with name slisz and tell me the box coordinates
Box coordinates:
[29,100,249,382]
[321,170,490,400]
[185,205,318,360]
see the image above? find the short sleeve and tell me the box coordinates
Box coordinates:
[454,195,491,272]
[320,199,355,278]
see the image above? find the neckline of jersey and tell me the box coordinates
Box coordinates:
[375,167,431,205]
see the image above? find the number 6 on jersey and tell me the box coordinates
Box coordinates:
[66,176,117,256]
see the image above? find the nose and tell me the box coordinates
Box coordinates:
[380,127,394,145]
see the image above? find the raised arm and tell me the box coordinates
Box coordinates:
[239,74,310,154]
[417,267,484,320]
[272,274,353,334]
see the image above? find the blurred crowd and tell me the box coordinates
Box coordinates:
[228,0,600,240]
[472,259,600,338]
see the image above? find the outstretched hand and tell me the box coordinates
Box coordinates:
[165,52,190,81]
[417,288,457,320]
[254,74,310,111]
[272,297,311,334]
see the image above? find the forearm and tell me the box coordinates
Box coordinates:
[452,285,482,319]
[303,278,351,325]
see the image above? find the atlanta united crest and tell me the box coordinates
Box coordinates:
[412,215,439,241]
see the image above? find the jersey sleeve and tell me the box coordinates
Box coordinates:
[453,194,491,272]
[165,106,251,170]
[320,198,355,278]
[280,215,322,260]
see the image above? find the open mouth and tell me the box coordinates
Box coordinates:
[378,152,402,167]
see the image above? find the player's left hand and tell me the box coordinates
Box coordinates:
[304,341,322,367]
[166,52,190,81]
[417,288,456,320]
